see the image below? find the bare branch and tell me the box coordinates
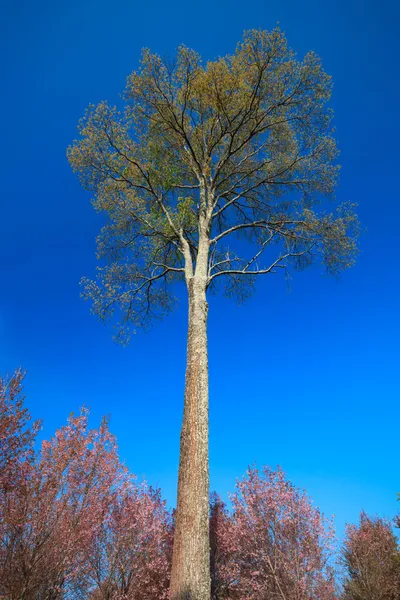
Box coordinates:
[211,220,271,244]
[209,244,316,283]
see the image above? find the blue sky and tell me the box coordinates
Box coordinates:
[1,0,399,541]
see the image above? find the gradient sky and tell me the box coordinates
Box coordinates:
[1,0,399,542]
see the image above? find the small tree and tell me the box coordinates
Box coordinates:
[0,409,130,599]
[341,512,400,600]
[68,29,358,599]
[0,370,41,598]
[83,484,172,599]
[0,369,40,490]
[210,466,336,600]
[209,494,237,600]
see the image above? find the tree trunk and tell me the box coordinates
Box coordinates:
[170,273,210,600]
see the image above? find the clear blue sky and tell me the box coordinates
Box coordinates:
[1,0,399,541]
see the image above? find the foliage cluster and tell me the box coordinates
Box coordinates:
[68,29,359,342]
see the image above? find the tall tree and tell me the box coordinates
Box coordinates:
[68,28,358,599]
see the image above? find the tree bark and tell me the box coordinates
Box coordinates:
[170,272,210,600]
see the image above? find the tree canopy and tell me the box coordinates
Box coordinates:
[68,28,358,342]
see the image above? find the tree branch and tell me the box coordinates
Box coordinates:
[209,244,315,283]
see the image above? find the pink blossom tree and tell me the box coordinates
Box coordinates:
[341,512,400,600]
[0,373,173,600]
[211,466,337,600]
[0,369,41,597]
[0,369,40,491]
[0,408,130,599]
[83,483,172,599]
[209,493,237,600]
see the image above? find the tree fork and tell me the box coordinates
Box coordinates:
[170,275,211,600]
